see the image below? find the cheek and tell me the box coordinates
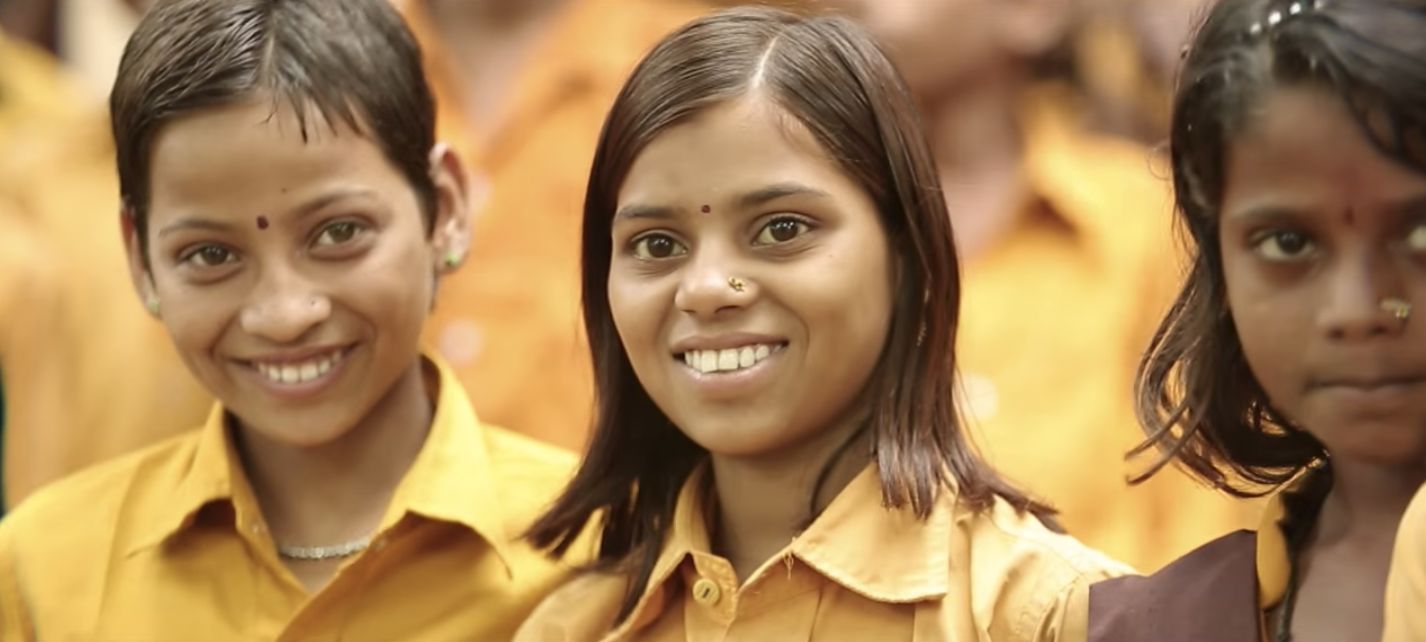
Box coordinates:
[607,275,669,364]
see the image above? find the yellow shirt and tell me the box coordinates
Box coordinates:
[1383,483,1426,641]
[957,89,1259,572]
[516,464,1131,642]
[0,356,580,641]
[402,0,710,451]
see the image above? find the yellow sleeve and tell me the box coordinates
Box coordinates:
[1385,484,1426,642]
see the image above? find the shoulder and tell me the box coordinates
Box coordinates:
[967,498,1135,584]
[956,498,1135,642]
[513,569,630,642]
[1088,530,1259,642]
[0,430,202,556]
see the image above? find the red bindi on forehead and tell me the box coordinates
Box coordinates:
[700,204,712,214]
[256,215,269,230]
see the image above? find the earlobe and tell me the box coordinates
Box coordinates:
[428,143,472,274]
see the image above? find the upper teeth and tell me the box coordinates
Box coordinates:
[254,349,344,384]
[682,344,778,374]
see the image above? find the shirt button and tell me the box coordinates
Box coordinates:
[691,578,721,607]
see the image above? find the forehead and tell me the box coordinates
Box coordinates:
[1222,85,1426,215]
[146,100,410,218]
[616,97,856,209]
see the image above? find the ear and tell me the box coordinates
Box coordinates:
[120,205,161,317]
[427,142,472,274]
[996,0,1074,59]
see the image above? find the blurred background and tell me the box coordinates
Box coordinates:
[0,0,1255,574]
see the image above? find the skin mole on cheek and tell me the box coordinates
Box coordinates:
[257,215,269,230]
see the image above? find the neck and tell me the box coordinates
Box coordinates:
[708,413,871,583]
[235,361,434,549]
[921,72,1029,259]
[1287,457,1426,641]
[1313,458,1426,547]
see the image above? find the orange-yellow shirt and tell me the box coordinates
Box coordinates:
[1383,483,1426,641]
[402,0,710,451]
[516,463,1131,642]
[0,356,580,641]
[956,88,1259,572]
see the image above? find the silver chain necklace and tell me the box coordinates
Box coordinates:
[277,536,372,561]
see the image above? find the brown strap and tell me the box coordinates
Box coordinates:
[1089,530,1260,642]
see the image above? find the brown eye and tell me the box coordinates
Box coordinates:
[754,217,810,245]
[632,234,686,260]
[1253,229,1315,261]
[186,245,235,267]
[315,221,364,246]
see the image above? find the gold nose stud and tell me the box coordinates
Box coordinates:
[728,277,746,293]
[1381,297,1412,322]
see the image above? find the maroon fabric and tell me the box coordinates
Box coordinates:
[1089,530,1260,642]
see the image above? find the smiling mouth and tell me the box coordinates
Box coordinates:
[676,342,787,374]
[244,346,352,385]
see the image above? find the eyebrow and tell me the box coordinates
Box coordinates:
[612,182,832,222]
[1227,193,1426,224]
[156,187,377,238]
[736,182,831,209]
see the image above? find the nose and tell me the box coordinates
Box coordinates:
[673,247,752,320]
[240,266,332,343]
[1317,251,1405,342]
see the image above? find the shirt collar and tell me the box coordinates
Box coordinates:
[379,354,517,573]
[126,354,517,573]
[620,461,956,628]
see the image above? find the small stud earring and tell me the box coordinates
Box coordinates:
[443,250,463,269]
[145,298,160,316]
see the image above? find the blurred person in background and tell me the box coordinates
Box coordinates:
[0,0,210,508]
[818,0,1255,572]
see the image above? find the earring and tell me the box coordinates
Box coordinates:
[1381,297,1412,323]
[145,297,160,316]
[728,277,747,293]
[443,250,463,269]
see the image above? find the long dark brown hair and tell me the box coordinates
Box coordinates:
[527,6,1050,622]
[1133,0,1426,494]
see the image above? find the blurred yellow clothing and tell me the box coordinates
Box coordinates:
[402,0,709,450]
[0,106,212,507]
[0,356,581,641]
[0,32,83,145]
[1384,483,1426,641]
[955,89,1259,573]
[516,463,1130,642]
